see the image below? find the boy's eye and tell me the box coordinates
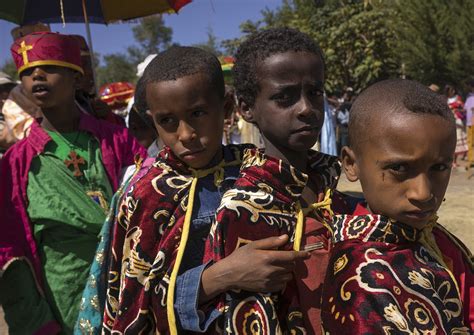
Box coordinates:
[191,110,206,118]
[272,91,298,107]
[308,88,324,97]
[431,163,450,172]
[158,116,176,125]
[388,163,408,174]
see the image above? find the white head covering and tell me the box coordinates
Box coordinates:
[136,54,158,78]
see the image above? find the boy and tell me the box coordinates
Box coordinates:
[321,79,473,333]
[200,28,353,334]
[102,46,309,333]
[0,32,145,334]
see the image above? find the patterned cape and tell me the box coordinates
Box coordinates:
[321,204,474,334]
[75,156,155,334]
[102,144,251,334]
[203,148,343,334]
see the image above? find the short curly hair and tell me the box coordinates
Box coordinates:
[233,27,324,107]
[349,79,455,152]
[138,46,225,111]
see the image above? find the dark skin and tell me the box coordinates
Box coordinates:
[239,51,325,206]
[144,73,310,303]
[21,65,82,132]
[342,111,456,229]
[200,51,325,305]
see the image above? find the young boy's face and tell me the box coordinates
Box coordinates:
[146,73,228,169]
[241,51,325,153]
[21,65,79,109]
[343,112,456,229]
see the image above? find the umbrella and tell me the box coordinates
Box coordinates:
[0,0,192,88]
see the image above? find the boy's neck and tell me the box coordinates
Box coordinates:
[41,100,81,133]
[264,140,309,173]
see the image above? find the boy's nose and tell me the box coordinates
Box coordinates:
[177,122,196,142]
[406,174,433,203]
[297,96,314,117]
[32,67,46,80]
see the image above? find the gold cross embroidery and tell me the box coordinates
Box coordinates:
[17,41,33,65]
[64,151,85,177]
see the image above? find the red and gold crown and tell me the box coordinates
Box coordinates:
[11,31,83,76]
[99,82,135,109]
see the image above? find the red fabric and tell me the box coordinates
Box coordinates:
[171,0,193,12]
[0,111,145,292]
[321,206,473,334]
[432,227,474,330]
[11,31,83,75]
[203,148,347,334]
[32,320,61,335]
[103,145,250,334]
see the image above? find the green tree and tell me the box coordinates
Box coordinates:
[221,0,400,93]
[95,53,136,87]
[193,27,223,56]
[127,15,173,63]
[1,60,19,81]
[390,0,474,87]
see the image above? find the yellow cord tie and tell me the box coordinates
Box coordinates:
[417,215,461,297]
[294,202,304,251]
[167,175,198,335]
[295,189,334,252]
[303,188,333,216]
[166,153,242,334]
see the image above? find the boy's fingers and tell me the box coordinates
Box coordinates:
[249,234,289,250]
[269,250,311,264]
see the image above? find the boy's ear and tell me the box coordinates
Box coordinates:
[341,146,359,182]
[73,71,82,90]
[237,97,255,124]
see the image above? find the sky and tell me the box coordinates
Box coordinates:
[0,0,282,66]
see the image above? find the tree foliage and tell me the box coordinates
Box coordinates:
[222,0,473,93]
[221,0,399,93]
[95,53,136,87]
[193,27,223,57]
[1,59,19,81]
[94,15,173,87]
[391,0,474,87]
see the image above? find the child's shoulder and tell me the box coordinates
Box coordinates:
[308,150,342,189]
[433,223,474,271]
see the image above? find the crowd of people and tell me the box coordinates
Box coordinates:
[0,26,472,335]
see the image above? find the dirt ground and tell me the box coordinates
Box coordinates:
[1,163,472,333]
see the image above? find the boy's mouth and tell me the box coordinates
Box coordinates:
[292,125,318,134]
[180,148,205,159]
[402,209,434,222]
[32,84,50,98]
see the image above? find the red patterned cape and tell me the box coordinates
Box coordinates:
[102,144,251,334]
[321,204,473,334]
[203,148,347,334]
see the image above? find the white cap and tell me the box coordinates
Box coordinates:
[136,54,158,78]
[0,72,15,86]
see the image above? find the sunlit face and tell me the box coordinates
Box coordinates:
[146,73,228,169]
[343,112,456,229]
[21,65,79,109]
[241,51,325,154]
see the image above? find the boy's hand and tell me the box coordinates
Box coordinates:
[199,235,310,304]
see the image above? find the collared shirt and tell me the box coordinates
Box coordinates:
[175,148,240,332]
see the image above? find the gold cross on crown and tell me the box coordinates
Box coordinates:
[17,41,33,65]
